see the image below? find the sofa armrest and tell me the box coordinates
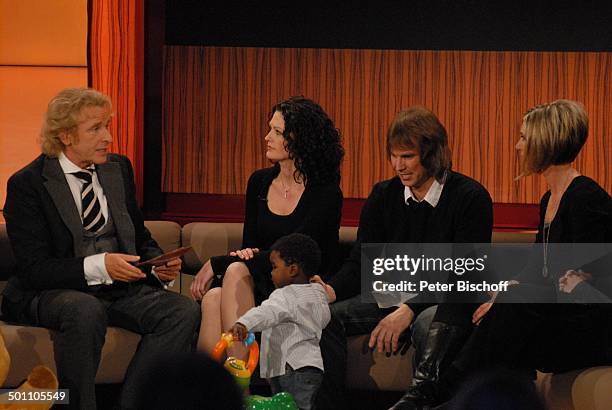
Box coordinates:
[0,322,140,386]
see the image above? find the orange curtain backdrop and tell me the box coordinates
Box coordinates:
[88,0,145,203]
[162,47,611,203]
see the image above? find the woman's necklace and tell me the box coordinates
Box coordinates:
[280,178,290,199]
[543,224,551,278]
[542,170,576,278]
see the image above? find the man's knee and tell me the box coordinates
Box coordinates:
[330,296,382,324]
[41,291,108,337]
[329,297,355,323]
[330,296,394,337]
[168,294,201,330]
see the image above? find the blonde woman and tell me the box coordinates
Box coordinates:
[391,100,612,409]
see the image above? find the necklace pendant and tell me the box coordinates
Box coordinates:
[283,190,288,199]
[542,265,548,278]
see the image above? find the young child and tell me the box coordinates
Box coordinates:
[230,233,331,410]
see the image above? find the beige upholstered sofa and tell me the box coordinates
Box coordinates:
[1,221,611,409]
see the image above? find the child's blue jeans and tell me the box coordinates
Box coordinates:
[269,364,323,410]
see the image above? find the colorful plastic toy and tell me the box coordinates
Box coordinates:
[211,332,260,390]
[212,332,297,409]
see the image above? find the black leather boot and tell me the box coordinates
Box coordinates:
[412,322,471,386]
[388,380,441,410]
[389,322,471,410]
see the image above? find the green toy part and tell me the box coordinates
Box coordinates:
[244,392,298,410]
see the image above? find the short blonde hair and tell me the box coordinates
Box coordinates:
[520,99,588,175]
[40,88,112,156]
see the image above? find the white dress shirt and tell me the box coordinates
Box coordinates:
[58,152,113,286]
[404,178,444,208]
[237,283,331,378]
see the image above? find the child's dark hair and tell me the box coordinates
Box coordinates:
[270,233,321,277]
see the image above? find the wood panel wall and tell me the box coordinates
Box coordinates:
[89,0,144,202]
[162,47,611,203]
[0,0,87,208]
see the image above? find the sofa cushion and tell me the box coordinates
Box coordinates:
[181,222,244,274]
[339,226,358,245]
[537,367,612,410]
[144,220,182,253]
[570,367,612,410]
[346,334,413,391]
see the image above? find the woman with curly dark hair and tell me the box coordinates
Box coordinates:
[191,96,344,358]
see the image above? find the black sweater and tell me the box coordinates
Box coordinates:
[210,166,343,299]
[329,171,493,314]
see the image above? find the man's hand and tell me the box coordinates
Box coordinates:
[309,275,337,303]
[229,247,260,260]
[190,261,214,301]
[559,270,591,293]
[154,257,182,282]
[369,304,414,353]
[105,253,146,282]
[472,301,493,325]
[229,322,248,341]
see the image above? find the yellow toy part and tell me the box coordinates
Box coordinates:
[224,357,252,390]
[0,329,58,410]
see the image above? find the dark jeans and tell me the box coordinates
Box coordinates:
[330,296,437,342]
[269,364,323,410]
[29,283,200,410]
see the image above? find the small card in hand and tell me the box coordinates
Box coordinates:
[134,246,193,267]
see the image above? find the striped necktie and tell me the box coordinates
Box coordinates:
[72,169,106,232]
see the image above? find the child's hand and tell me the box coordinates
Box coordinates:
[229,323,248,341]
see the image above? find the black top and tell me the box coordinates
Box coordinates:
[536,176,611,244]
[517,176,612,293]
[210,166,343,300]
[328,171,493,313]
